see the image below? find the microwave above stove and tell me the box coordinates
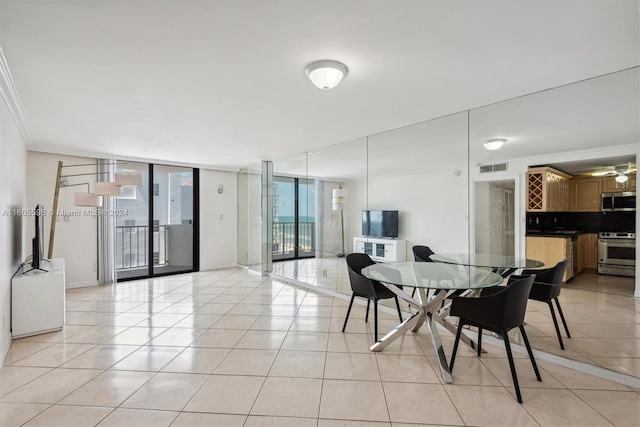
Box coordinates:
[602,192,636,212]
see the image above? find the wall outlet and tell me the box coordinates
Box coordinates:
[2,314,5,331]
[93,263,97,272]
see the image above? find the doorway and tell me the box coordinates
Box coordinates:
[475,180,515,256]
[273,176,316,261]
[115,162,199,280]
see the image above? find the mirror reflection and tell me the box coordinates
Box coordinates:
[468,67,638,373]
[269,68,638,379]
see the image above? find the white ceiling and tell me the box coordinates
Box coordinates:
[0,1,638,170]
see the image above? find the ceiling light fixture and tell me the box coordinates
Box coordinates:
[305,60,348,90]
[615,173,629,183]
[482,138,507,151]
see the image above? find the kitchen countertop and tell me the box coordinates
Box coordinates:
[525,230,587,238]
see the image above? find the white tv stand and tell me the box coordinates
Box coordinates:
[11,258,65,338]
[353,237,406,262]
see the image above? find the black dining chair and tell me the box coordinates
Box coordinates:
[342,253,403,343]
[413,245,435,262]
[521,259,571,350]
[411,245,435,298]
[449,274,541,404]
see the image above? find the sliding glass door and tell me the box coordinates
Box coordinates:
[115,162,199,280]
[272,176,315,261]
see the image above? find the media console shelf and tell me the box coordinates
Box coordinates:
[11,258,65,339]
[353,237,406,262]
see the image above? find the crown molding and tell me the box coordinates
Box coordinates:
[0,47,32,144]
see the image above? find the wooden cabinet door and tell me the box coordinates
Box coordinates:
[585,233,598,269]
[577,236,586,274]
[547,173,559,211]
[573,178,602,212]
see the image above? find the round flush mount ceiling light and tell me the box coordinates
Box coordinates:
[482,138,507,151]
[305,60,348,90]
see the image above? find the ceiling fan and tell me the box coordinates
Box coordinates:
[592,162,636,183]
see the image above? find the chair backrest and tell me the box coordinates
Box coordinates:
[500,275,536,329]
[523,259,568,299]
[523,259,568,284]
[346,253,377,297]
[413,245,435,262]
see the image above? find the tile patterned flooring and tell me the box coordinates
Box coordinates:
[1,267,639,426]
[273,257,640,378]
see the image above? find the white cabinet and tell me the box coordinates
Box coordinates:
[11,258,65,339]
[353,237,406,262]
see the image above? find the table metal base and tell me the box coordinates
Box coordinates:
[370,286,481,384]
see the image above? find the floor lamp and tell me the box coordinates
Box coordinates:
[47,161,142,259]
[332,188,347,257]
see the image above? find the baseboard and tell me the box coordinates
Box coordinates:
[65,280,99,290]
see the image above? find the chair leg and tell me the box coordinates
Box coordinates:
[449,322,464,372]
[502,328,523,404]
[411,287,416,298]
[394,297,403,323]
[477,327,483,357]
[365,299,371,323]
[554,298,571,338]
[342,294,356,333]
[519,325,541,381]
[374,299,379,342]
[547,300,565,350]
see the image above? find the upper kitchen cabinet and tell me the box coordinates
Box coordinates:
[572,177,602,212]
[602,174,636,193]
[526,167,572,212]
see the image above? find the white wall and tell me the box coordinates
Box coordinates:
[0,96,27,365]
[345,167,470,261]
[475,181,492,254]
[27,152,99,288]
[200,169,238,270]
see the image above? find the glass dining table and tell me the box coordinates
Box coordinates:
[430,253,544,278]
[361,262,503,383]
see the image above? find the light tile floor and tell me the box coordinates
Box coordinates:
[0,267,638,426]
[274,257,640,378]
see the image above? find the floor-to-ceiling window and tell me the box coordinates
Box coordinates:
[273,176,315,261]
[115,162,199,280]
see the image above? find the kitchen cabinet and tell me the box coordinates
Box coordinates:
[585,233,598,269]
[576,234,586,274]
[526,167,572,212]
[572,177,602,212]
[602,174,636,192]
[526,236,572,282]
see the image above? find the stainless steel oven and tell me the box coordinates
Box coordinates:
[598,232,635,276]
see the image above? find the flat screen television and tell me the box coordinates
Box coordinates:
[362,210,398,238]
[29,204,46,272]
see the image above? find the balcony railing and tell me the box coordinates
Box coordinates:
[116,225,168,270]
[272,221,315,259]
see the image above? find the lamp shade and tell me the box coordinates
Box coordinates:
[94,181,121,196]
[75,192,103,207]
[115,171,143,187]
[305,60,348,90]
[332,188,347,211]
